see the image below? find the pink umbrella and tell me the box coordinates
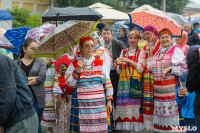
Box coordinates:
[25,23,55,43]
[129,10,183,37]
[0,35,15,49]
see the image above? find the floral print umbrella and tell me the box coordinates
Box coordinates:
[129,10,183,37]
[34,20,98,58]
[25,24,55,43]
[4,27,31,55]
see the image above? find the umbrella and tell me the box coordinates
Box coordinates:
[109,24,130,39]
[4,27,31,55]
[128,10,183,37]
[0,35,15,49]
[42,6,102,23]
[114,21,129,28]
[0,28,6,35]
[167,12,189,25]
[25,24,55,43]
[34,20,98,58]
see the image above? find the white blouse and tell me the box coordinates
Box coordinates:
[65,56,113,97]
[147,46,187,76]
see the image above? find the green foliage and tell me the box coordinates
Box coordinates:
[7,7,42,28]
[54,0,189,14]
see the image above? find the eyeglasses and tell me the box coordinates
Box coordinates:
[83,44,95,48]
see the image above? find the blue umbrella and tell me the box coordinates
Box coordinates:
[4,27,31,55]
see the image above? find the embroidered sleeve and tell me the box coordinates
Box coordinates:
[100,50,112,75]
[65,63,77,88]
[102,62,113,98]
[136,49,146,73]
[171,47,187,76]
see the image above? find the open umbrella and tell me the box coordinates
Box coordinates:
[167,12,189,26]
[0,35,15,49]
[34,20,98,58]
[4,27,31,55]
[109,24,130,39]
[25,24,55,43]
[129,10,183,37]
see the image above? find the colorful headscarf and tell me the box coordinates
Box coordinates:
[128,31,140,39]
[142,26,158,36]
[159,28,173,38]
[79,36,94,46]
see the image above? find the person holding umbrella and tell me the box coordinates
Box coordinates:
[65,37,113,133]
[147,28,187,132]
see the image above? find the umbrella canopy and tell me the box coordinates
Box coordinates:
[42,6,102,23]
[167,12,189,25]
[114,21,129,28]
[0,35,15,49]
[34,20,98,58]
[129,10,183,37]
[109,24,130,39]
[0,28,6,35]
[25,24,55,43]
[4,27,31,55]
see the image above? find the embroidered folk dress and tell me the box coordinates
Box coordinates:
[142,39,160,130]
[147,44,187,132]
[65,56,113,133]
[41,59,56,128]
[115,48,146,131]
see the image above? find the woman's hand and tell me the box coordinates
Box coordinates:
[118,57,130,64]
[45,58,52,66]
[107,100,112,114]
[146,44,153,58]
[178,87,187,97]
[161,67,171,79]
[28,77,37,85]
[76,60,84,73]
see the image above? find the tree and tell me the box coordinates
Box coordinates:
[7,7,42,28]
[133,0,189,14]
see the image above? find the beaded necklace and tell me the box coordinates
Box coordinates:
[157,43,173,61]
[82,61,94,76]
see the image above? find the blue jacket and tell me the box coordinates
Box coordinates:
[175,71,195,119]
[0,54,35,129]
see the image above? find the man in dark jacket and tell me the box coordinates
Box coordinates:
[0,54,38,133]
[102,27,126,107]
[183,23,200,46]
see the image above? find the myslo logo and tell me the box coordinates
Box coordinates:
[172,126,197,132]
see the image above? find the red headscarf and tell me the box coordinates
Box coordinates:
[79,36,94,46]
[54,55,71,73]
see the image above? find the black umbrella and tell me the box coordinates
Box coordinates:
[42,6,102,24]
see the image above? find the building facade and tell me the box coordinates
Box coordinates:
[0,0,51,15]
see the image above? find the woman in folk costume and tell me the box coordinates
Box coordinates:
[147,28,187,132]
[65,36,113,133]
[142,26,161,131]
[114,31,146,132]
[89,30,112,74]
[53,55,73,133]
[41,58,57,132]
[175,31,189,56]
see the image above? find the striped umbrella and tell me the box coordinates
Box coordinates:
[129,10,183,37]
[4,27,31,55]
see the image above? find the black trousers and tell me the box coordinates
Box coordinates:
[110,70,119,109]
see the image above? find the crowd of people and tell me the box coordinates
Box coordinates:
[1,21,200,133]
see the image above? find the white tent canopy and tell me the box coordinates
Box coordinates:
[89,2,129,20]
[132,4,161,13]
[89,2,113,9]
